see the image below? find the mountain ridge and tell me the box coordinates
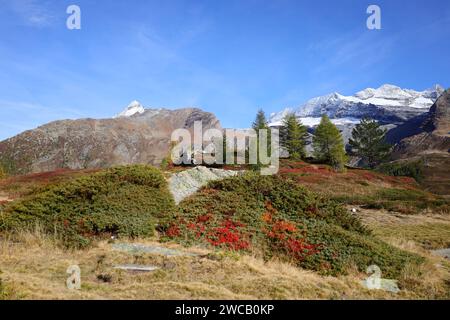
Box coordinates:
[270,84,444,127]
[0,105,221,174]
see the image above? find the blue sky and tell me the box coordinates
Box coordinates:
[0,0,449,139]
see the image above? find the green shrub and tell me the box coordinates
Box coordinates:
[300,220,423,277]
[164,173,422,277]
[0,165,175,248]
[377,161,424,182]
[376,188,429,201]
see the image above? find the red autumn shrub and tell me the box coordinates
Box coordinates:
[263,218,321,262]
[166,225,181,237]
[285,239,321,260]
[197,214,212,223]
[165,216,250,251]
[206,220,249,250]
[260,200,322,262]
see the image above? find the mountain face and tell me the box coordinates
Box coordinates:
[388,89,450,160]
[269,84,444,127]
[0,103,221,174]
[383,89,450,195]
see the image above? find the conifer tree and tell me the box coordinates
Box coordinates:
[281,113,308,160]
[252,109,269,132]
[312,115,347,170]
[252,109,270,167]
[349,118,391,168]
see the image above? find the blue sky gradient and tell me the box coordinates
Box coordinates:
[0,0,449,139]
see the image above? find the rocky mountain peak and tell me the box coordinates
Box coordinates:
[115,100,145,118]
[423,89,450,136]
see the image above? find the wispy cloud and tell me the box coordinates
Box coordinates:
[5,0,55,27]
[307,31,397,75]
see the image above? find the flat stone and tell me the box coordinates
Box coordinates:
[113,264,159,272]
[431,248,450,260]
[112,243,199,257]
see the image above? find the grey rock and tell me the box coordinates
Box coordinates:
[113,264,159,272]
[432,248,450,260]
[169,166,243,204]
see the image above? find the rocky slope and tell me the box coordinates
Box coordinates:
[386,89,450,195]
[0,102,221,174]
[388,89,450,159]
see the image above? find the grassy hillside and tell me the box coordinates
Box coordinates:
[278,160,449,214]
[0,161,449,299]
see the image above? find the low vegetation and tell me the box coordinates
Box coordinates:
[279,160,449,215]
[0,165,175,248]
[0,168,101,201]
[164,173,423,277]
[376,160,424,183]
[0,160,448,299]
[0,167,6,180]
[0,276,10,300]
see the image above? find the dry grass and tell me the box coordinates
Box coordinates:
[352,206,450,298]
[355,207,450,250]
[0,228,448,300]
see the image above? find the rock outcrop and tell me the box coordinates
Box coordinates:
[169,166,242,204]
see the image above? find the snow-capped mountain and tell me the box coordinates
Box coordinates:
[114,100,145,118]
[269,84,444,127]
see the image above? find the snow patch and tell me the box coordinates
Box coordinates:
[270,84,443,124]
[115,100,145,118]
[270,117,360,127]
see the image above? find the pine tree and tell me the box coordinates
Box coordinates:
[312,115,347,170]
[281,113,308,160]
[252,109,270,168]
[349,118,391,168]
[252,109,269,131]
